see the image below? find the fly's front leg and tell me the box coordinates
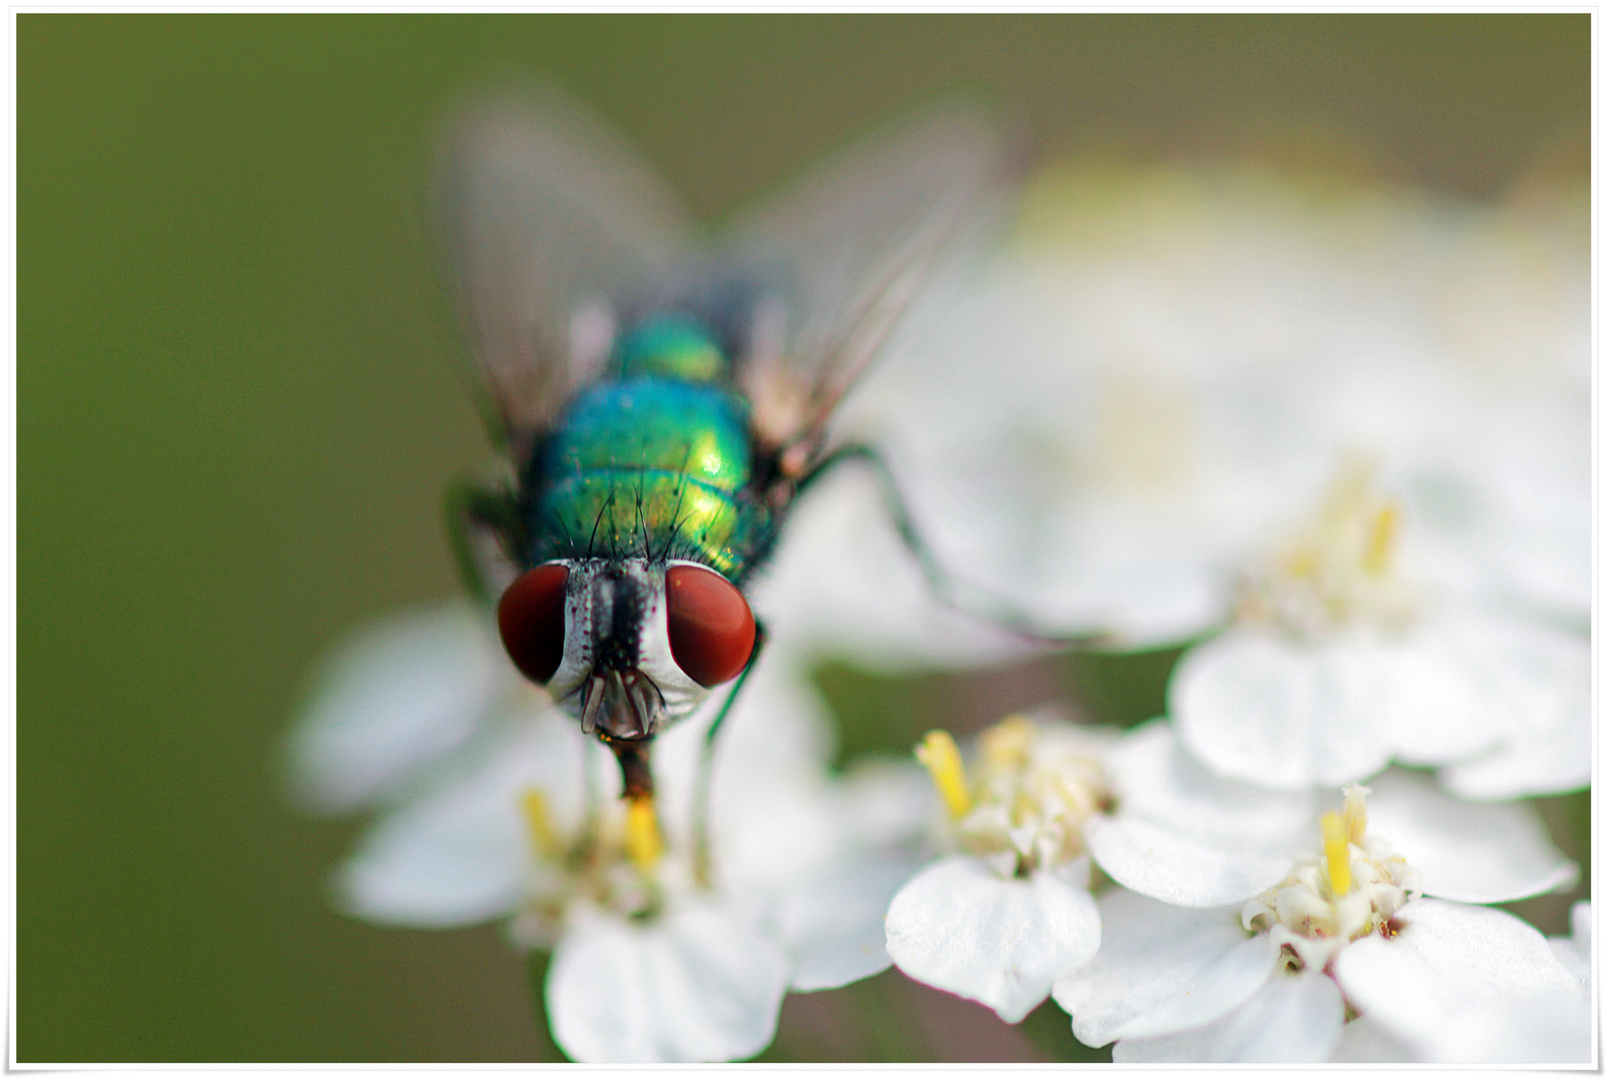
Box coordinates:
[444,480,523,605]
[799,443,1100,647]
[692,620,768,889]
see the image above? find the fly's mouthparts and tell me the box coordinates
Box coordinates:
[578,668,666,740]
[580,674,606,735]
[628,678,658,737]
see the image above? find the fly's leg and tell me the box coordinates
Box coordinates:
[692,620,768,889]
[443,481,523,604]
[797,443,1100,647]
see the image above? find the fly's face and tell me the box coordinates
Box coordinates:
[497,558,757,743]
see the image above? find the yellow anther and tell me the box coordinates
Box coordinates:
[520,789,561,859]
[980,714,1035,772]
[625,796,663,873]
[1010,791,1037,829]
[1321,811,1353,897]
[1364,500,1400,574]
[1339,783,1371,844]
[1283,544,1318,579]
[916,730,972,819]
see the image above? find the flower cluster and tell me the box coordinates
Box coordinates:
[287,156,1588,1063]
[860,159,1590,1062]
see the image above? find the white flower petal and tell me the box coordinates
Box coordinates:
[1053,888,1278,1047]
[1378,609,1525,766]
[1088,817,1296,911]
[836,757,934,850]
[1171,630,1394,789]
[1334,897,1590,1063]
[1363,769,1576,903]
[1173,625,1512,789]
[336,715,585,927]
[1549,901,1591,988]
[1112,967,1344,1063]
[547,901,790,1063]
[1438,712,1590,800]
[782,856,914,992]
[747,463,1026,667]
[1435,620,1590,800]
[700,656,848,895]
[1090,721,1314,906]
[285,601,506,813]
[336,772,526,928]
[885,855,1100,1023]
[1328,1014,1421,1062]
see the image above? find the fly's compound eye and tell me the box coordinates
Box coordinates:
[498,563,570,684]
[665,564,756,687]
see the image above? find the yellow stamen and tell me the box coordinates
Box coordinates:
[916,730,972,819]
[980,714,1035,772]
[1321,811,1353,897]
[1339,784,1370,844]
[1283,543,1318,579]
[625,795,663,873]
[1363,500,1399,574]
[520,789,561,859]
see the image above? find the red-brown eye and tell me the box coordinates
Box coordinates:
[666,564,756,687]
[498,563,569,684]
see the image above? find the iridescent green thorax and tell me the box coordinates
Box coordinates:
[527,321,770,579]
[614,314,726,382]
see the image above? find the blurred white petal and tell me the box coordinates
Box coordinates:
[781,855,914,992]
[1435,619,1590,799]
[1548,901,1591,988]
[547,901,790,1063]
[1363,769,1576,902]
[335,714,583,927]
[849,164,1586,645]
[1172,630,1400,788]
[884,854,1101,1023]
[1328,1014,1421,1063]
[286,601,509,812]
[835,756,934,849]
[747,463,1027,667]
[1171,608,1584,791]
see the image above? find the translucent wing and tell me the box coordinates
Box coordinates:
[438,87,700,454]
[723,99,1010,467]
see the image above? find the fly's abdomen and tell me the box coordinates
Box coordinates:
[530,375,768,578]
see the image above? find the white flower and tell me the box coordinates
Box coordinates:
[284,599,512,814]
[1169,457,1589,795]
[882,713,1314,1022]
[843,162,1587,798]
[1053,776,1584,1062]
[1549,900,1592,991]
[850,162,1586,649]
[288,607,906,1063]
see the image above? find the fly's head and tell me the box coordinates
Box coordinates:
[497,557,757,749]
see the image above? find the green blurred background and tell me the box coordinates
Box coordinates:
[19,14,1590,1062]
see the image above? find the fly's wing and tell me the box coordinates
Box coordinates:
[723,100,1010,469]
[438,88,700,456]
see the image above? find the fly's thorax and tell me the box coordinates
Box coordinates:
[546,559,711,740]
[525,374,771,578]
[613,313,730,382]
